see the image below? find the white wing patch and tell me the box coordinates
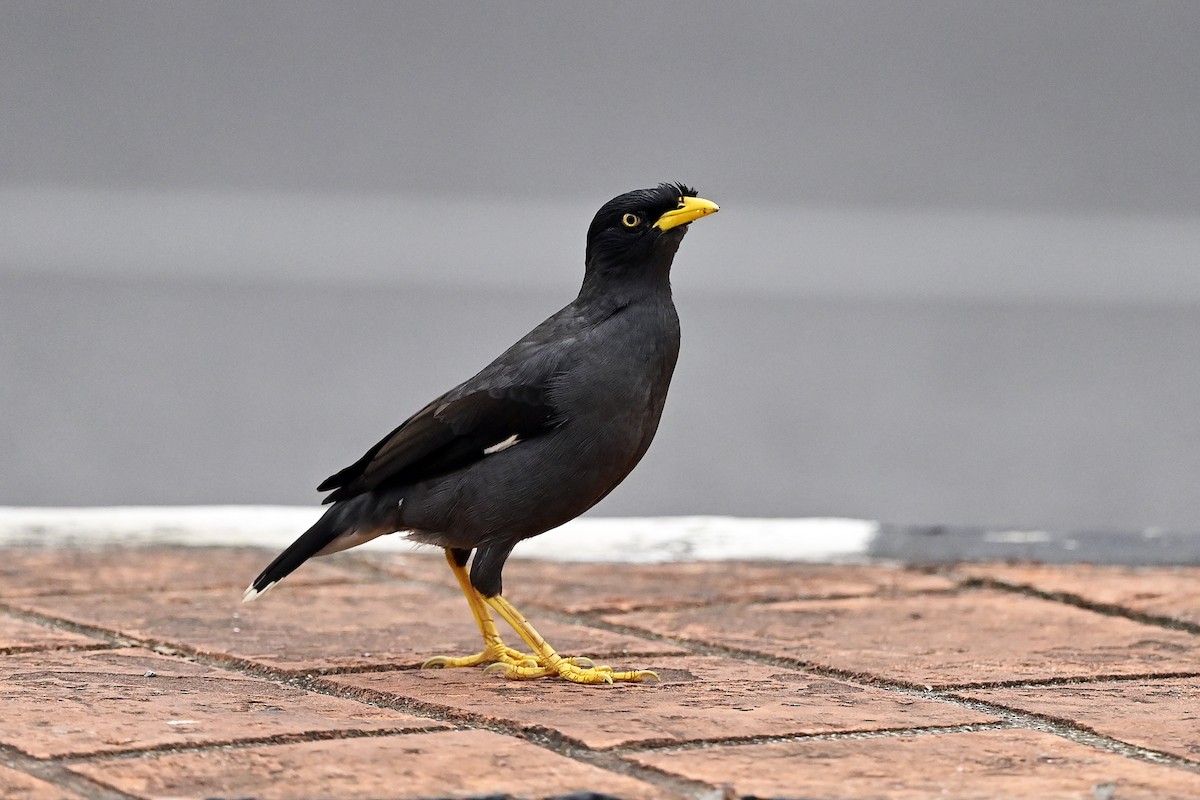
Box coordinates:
[483,434,521,455]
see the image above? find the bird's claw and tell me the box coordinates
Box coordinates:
[564,656,596,669]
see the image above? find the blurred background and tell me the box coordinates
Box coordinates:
[2,1,1199,531]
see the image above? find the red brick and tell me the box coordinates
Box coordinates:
[0,648,441,758]
[961,678,1200,762]
[629,728,1200,799]
[365,553,957,612]
[13,582,682,674]
[609,590,1200,687]
[963,563,1200,626]
[0,546,355,597]
[72,729,667,799]
[327,655,997,749]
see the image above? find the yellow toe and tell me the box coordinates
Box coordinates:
[484,658,657,685]
[422,644,538,671]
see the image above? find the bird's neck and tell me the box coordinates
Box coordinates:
[577,251,675,309]
[575,273,673,315]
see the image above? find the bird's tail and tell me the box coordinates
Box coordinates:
[242,503,346,603]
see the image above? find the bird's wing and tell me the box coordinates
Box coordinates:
[316,382,558,504]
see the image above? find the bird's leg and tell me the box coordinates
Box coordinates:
[421,548,599,673]
[481,594,658,685]
[422,549,539,670]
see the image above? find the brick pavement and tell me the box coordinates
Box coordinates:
[2,546,1200,799]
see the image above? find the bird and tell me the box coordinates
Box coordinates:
[244,183,719,684]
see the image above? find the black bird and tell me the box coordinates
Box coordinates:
[245,183,719,684]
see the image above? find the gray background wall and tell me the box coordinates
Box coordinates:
[3,2,1199,531]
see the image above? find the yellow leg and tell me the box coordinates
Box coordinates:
[482,594,658,685]
[422,549,540,670]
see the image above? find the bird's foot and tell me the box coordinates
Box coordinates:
[477,594,659,685]
[484,655,659,685]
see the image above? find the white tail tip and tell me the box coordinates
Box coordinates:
[242,581,276,603]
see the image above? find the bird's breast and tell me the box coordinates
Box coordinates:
[552,299,680,458]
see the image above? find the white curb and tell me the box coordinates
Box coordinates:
[0,506,876,563]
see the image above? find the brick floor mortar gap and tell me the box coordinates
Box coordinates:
[960,575,1200,635]
[54,725,453,764]
[0,642,115,657]
[0,744,138,800]
[598,721,1015,754]
[937,693,1200,775]
[0,601,136,648]
[931,669,1200,691]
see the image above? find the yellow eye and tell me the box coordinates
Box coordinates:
[621,213,641,228]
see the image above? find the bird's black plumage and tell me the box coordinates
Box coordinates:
[246,184,718,681]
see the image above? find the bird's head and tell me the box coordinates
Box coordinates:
[584,183,719,280]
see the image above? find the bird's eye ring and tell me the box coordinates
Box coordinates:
[621,213,641,228]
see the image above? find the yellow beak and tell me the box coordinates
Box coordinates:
[653,196,720,232]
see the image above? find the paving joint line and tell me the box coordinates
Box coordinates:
[0,743,138,800]
[0,601,137,648]
[53,724,455,764]
[0,642,117,657]
[934,692,1200,774]
[928,670,1200,691]
[961,575,1200,635]
[593,720,1015,754]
